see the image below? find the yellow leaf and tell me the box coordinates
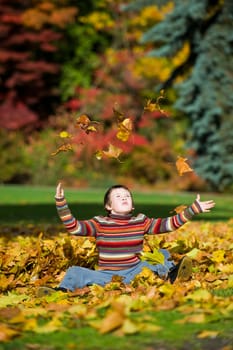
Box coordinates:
[186,289,212,302]
[102,144,123,160]
[144,99,157,112]
[176,313,206,324]
[0,293,28,308]
[116,118,133,142]
[141,249,165,264]
[158,284,176,298]
[99,309,125,334]
[121,319,140,335]
[33,317,63,334]
[171,205,188,214]
[0,323,19,342]
[59,131,72,138]
[211,250,225,263]
[95,150,103,160]
[186,248,202,259]
[197,330,219,339]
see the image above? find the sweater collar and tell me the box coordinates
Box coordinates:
[108,213,133,220]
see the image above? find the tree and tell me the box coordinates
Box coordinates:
[0,0,77,130]
[124,0,233,191]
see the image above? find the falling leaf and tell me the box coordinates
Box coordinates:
[102,143,123,160]
[144,91,167,116]
[51,143,73,156]
[95,150,103,160]
[171,205,188,214]
[156,89,167,115]
[144,99,157,112]
[59,131,72,139]
[75,114,99,134]
[116,118,133,142]
[113,102,124,122]
[176,156,193,176]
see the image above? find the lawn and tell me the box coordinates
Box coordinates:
[0,184,232,224]
[0,185,232,350]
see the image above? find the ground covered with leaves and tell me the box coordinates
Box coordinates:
[0,220,233,349]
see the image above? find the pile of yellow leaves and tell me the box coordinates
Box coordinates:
[0,220,233,341]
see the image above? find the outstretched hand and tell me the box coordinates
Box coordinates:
[196,194,215,213]
[55,182,64,198]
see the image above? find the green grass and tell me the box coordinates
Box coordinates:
[0,184,232,224]
[1,309,232,350]
[0,185,232,349]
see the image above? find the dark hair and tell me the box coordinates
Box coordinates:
[104,184,133,212]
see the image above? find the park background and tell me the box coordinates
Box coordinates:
[0,1,233,349]
[1,0,232,193]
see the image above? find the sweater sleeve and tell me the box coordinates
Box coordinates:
[148,200,203,234]
[55,196,96,237]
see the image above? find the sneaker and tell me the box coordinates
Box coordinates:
[168,256,192,284]
[36,286,68,297]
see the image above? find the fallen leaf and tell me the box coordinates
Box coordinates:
[197,330,219,339]
[99,309,125,334]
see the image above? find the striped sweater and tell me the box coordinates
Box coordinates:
[56,197,202,270]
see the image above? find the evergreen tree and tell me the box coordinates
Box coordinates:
[124,0,233,191]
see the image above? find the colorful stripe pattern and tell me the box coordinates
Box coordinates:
[56,197,202,270]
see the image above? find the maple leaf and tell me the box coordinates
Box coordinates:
[96,144,123,161]
[141,249,165,265]
[175,156,193,176]
[75,114,99,134]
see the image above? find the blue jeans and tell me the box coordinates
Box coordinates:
[59,249,174,291]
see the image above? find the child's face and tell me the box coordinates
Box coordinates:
[105,188,133,215]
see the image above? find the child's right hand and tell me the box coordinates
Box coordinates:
[55,182,64,198]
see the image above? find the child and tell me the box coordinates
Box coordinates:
[37,183,215,296]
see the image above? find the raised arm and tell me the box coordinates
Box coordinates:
[148,194,215,234]
[55,183,96,237]
[195,194,215,212]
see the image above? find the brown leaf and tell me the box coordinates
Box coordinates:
[75,114,99,134]
[51,143,73,156]
[175,156,193,176]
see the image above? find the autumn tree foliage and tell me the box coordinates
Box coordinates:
[55,1,187,186]
[0,0,77,130]
[124,0,233,191]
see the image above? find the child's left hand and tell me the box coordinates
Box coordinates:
[196,194,215,212]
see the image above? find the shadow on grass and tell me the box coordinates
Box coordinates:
[0,202,229,226]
